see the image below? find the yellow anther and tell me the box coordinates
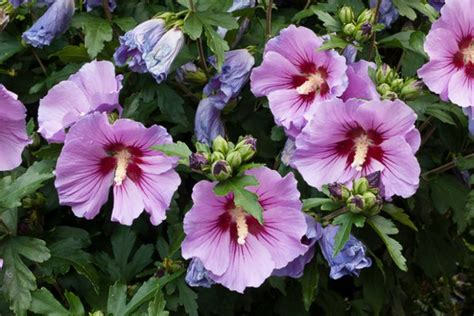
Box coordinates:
[231,206,248,245]
[351,134,371,171]
[114,149,131,186]
[296,73,325,95]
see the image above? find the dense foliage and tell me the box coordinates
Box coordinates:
[0,0,473,315]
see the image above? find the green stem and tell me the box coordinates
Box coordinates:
[321,207,347,222]
[422,153,474,179]
[265,0,273,39]
[368,0,381,60]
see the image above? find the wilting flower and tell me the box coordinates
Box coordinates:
[342,44,358,64]
[370,0,399,28]
[195,98,226,146]
[182,167,307,293]
[273,214,322,278]
[292,98,421,199]
[38,60,123,143]
[319,225,372,279]
[429,0,445,11]
[143,27,184,83]
[341,60,379,101]
[114,19,166,73]
[185,258,215,288]
[55,112,180,225]
[22,0,75,48]
[84,0,116,12]
[204,49,255,104]
[250,25,348,138]
[0,85,31,171]
[195,49,254,145]
[9,0,52,6]
[418,0,474,108]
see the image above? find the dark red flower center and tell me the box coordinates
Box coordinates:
[454,36,474,77]
[99,143,143,185]
[335,127,384,171]
[291,64,329,101]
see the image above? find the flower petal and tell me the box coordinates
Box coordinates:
[111,178,145,225]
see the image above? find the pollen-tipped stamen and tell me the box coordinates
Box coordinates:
[232,206,248,245]
[296,73,325,95]
[114,149,131,186]
[463,43,474,64]
[351,134,371,171]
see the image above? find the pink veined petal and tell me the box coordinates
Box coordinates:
[267,89,313,132]
[418,59,458,102]
[136,158,181,225]
[254,206,307,269]
[324,49,349,96]
[264,25,324,69]
[55,138,113,219]
[447,70,474,108]
[38,80,97,143]
[0,85,27,120]
[340,60,379,101]
[379,137,421,198]
[68,60,123,108]
[0,120,31,171]
[405,129,421,153]
[245,167,301,211]
[133,125,173,154]
[208,234,274,293]
[356,99,418,139]
[181,181,231,276]
[250,51,301,97]
[112,178,145,225]
[64,112,115,146]
[423,28,460,61]
[437,0,474,42]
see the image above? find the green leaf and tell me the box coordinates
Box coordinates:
[0,161,54,211]
[183,12,203,40]
[113,17,137,32]
[50,45,90,64]
[148,290,169,316]
[0,33,24,64]
[332,213,365,256]
[319,35,349,50]
[197,12,239,30]
[152,141,192,165]
[301,260,319,311]
[456,155,474,170]
[382,204,418,231]
[72,14,113,58]
[64,291,85,315]
[2,237,51,314]
[177,280,198,316]
[311,6,341,32]
[214,175,264,224]
[379,31,427,57]
[30,288,69,316]
[107,283,127,316]
[155,84,188,128]
[367,215,407,271]
[302,198,333,210]
[204,25,229,71]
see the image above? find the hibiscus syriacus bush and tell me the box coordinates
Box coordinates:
[0,0,473,314]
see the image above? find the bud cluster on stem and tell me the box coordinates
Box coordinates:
[375,64,421,101]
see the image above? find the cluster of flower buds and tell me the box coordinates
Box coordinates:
[0,1,12,31]
[189,135,257,181]
[339,6,377,42]
[375,64,422,101]
[328,173,384,216]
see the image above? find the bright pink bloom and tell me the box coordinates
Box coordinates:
[38,60,123,143]
[250,25,348,138]
[292,99,421,199]
[0,85,31,171]
[181,167,307,293]
[341,60,380,101]
[418,0,474,108]
[55,112,180,225]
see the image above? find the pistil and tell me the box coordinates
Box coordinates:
[114,149,131,186]
[231,206,248,245]
[296,73,325,95]
[351,134,371,171]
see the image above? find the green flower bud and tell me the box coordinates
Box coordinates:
[212,160,233,181]
[354,29,365,42]
[357,9,375,24]
[390,78,404,91]
[377,83,391,96]
[328,183,351,201]
[210,151,225,162]
[235,135,257,161]
[347,195,364,213]
[185,68,208,85]
[339,6,355,24]
[226,151,242,169]
[353,177,370,195]
[400,79,422,100]
[363,193,383,216]
[343,23,356,36]
[212,136,229,154]
[89,312,105,316]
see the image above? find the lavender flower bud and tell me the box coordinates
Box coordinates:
[189,153,209,171]
[212,160,232,181]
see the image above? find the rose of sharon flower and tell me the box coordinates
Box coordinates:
[319,225,372,279]
[55,112,181,226]
[185,258,215,288]
[418,0,474,108]
[0,85,31,171]
[250,25,348,139]
[114,19,167,73]
[22,0,75,48]
[292,99,421,199]
[341,60,380,101]
[84,0,116,12]
[195,49,255,145]
[182,167,307,293]
[38,60,123,143]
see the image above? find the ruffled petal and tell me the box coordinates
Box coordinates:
[111,178,145,225]
[447,70,474,107]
